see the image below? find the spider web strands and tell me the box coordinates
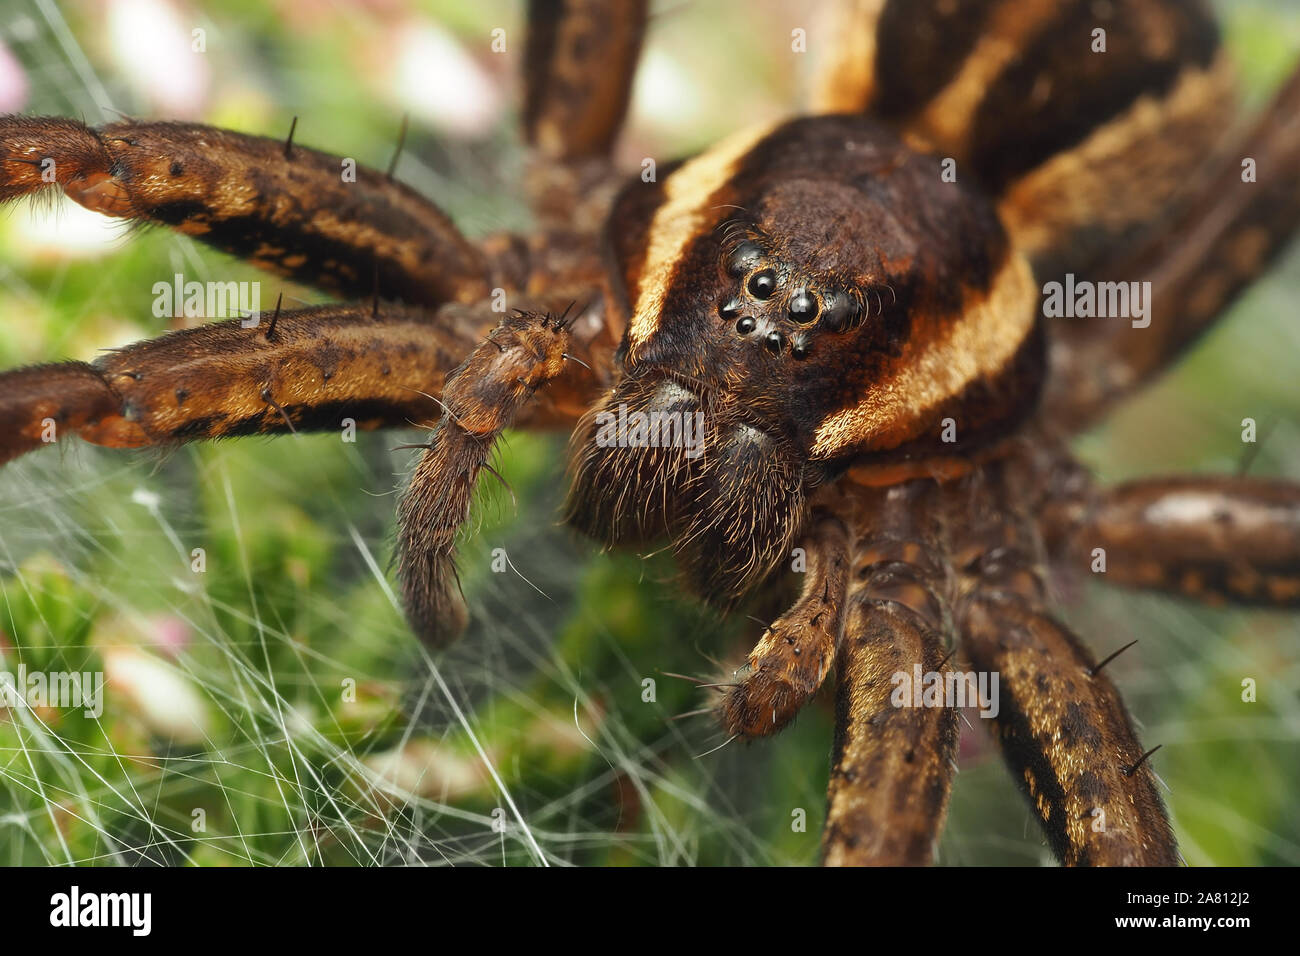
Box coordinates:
[347,524,547,867]
[0,418,777,865]
[32,0,115,122]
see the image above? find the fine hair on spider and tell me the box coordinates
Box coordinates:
[1,0,1299,869]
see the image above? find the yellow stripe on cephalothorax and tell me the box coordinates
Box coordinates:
[811,251,1036,460]
[627,121,781,351]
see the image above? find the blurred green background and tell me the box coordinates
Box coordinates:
[0,0,1296,866]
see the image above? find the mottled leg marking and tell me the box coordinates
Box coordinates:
[823,481,959,867]
[0,115,489,305]
[719,514,850,738]
[950,463,1179,866]
[524,0,647,161]
[958,593,1179,866]
[522,0,649,230]
[396,310,573,648]
[1076,476,1300,606]
[0,302,475,465]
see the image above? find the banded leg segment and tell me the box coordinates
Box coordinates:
[1068,476,1300,606]
[0,302,485,464]
[948,463,1178,866]
[958,592,1179,866]
[0,116,489,305]
[823,482,958,867]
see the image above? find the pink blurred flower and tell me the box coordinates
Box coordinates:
[0,38,29,112]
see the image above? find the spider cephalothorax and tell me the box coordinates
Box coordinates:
[567,115,1043,601]
[2,0,1299,867]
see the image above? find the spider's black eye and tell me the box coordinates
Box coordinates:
[788,288,819,324]
[735,316,757,335]
[763,330,784,354]
[820,290,859,333]
[747,268,777,300]
[718,295,744,319]
[726,240,763,278]
[791,334,812,360]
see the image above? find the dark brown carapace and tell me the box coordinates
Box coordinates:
[567,115,1042,605]
[1,0,1298,866]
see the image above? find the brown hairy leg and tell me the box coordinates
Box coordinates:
[0,301,489,465]
[522,0,647,230]
[396,309,574,648]
[1053,475,1300,607]
[0,116,490,305]
[822,481,959,866]
[524,0,646,162]
[719,514,850,738]
[1044,61,1300,430]
[948,459,1179,866]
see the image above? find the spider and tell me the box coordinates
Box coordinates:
[1,0,1298,866]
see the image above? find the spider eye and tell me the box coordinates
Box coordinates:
[747,268,777,300]
[820,290,858,333]
[718,295,744,319]
[788,288,819,324]
[791,333,812,360]
[726,240,763,278]
[763,330,784,354]
[735,316,757,334]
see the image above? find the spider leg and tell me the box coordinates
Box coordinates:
[1044,62,1300,431]
[396,310,571,647]
[1055,475,1300,607]
[522,0,647,229]
[0,301,487,465]
[822,481,959,867]
[949,461,1179,866]
[718,514,850,739]
[0,116,489,305]
[524,0,646,162]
